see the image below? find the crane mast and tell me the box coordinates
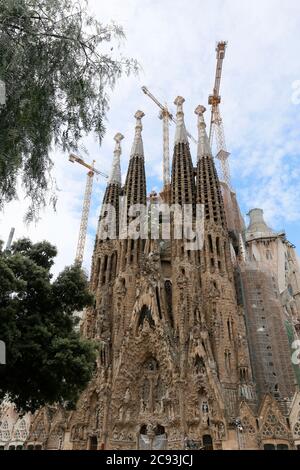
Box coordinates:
[160,108,171,188]
[208,41,231,189]
[142,86,172,191]
[69,153,108,265]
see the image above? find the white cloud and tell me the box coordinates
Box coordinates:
[1,0,300,275]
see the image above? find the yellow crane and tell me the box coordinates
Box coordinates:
[69,153,108,265]
[141,86,197,191]
[208,41,231,188]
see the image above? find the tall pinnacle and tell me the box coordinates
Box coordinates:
[196,104,226,229]
[98,132,124,240]
[109,132,124,185]
[171,96,195,208]
[124,110,147,209]
[174,96,188,144]
[195,105,212,160]
[130,110,145,158]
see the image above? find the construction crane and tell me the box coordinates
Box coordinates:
[141,86,197,191]
[69,153,108,265]
[208,41,231,189]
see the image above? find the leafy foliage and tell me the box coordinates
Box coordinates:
[0,0,138,219]
[0,237,96,412]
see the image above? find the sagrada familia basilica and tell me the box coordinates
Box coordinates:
[1,97,300,451]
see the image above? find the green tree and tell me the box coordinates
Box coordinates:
[0,0,138,220]
[0,237,96,412]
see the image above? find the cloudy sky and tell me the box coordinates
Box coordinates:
[1,0,300,276]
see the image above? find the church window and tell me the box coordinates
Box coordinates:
[227,319,232,341]
[267,414,277,424]
[19,420,26,430]
[239,367,247,382]
[216,237,220,256]
[155,287,162,319]
[294,421,300,436]
[194,354,205,374]
[103,255,108,271]
[208,234,213,253]
[138,305,155,329]
[164,281,173,327]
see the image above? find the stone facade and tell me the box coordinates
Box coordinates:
[5,99,300,451]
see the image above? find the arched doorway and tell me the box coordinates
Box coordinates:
[138,424,167,450]
[202,434,213,450]
[89,435,98,450]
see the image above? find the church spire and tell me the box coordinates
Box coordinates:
[109,132,124,185]
[97,133,124,241]
[195,104,226,229]
[124,110,147,208]
[122,111,147,269]
[195,105,212,159]
[171,96,195,208]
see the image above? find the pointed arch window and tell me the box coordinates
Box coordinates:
[138,305,155,329]
[164,280,173,327]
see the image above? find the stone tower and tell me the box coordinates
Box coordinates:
[195,106,255,417]
[237,208,300,403]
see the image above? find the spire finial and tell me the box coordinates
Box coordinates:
[114,132,124,145]
[195,105,207,117]
[109,132,124,185]
[174,96,188,144]
[130,110,145,158]
[195,104,212,159]
[134,110,145,121]
[174,95,185,112]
